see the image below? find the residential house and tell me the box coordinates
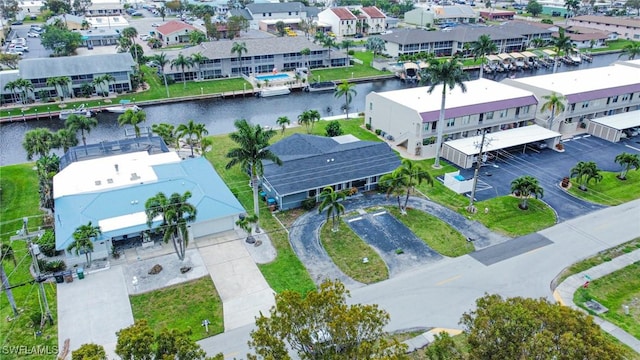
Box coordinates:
[260,134,401,210]
[557,25,612,48]
[568,15,640,40]
[365,78,545,164]
[18,0,45,16]
[404,5,478,28]
[379,23,552,58]
[478,10,515,21]
[503,63,640,135]
[53,142,245,255]
[245,2,310,30]
[156,20,198,45]
[11,53,136,101]
[80,28,120,47]
[166,37,348,81]
[86,0,124,16]
[318,7,358,37]
[359,7,387,34]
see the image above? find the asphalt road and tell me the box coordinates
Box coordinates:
[198,199,640,358]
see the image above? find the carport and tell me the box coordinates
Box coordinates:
[441,125,561,168]
[587,112,640,143]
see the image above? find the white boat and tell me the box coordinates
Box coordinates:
[304,81,336,92]
[59,104,95,120]
[569,52,582,64]
[104,100,141,113]
[257,86,290,97]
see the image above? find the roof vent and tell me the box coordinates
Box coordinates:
[107,178,114,184]
[95,180,101,186]
[130,173,140,181]
[115,164,119,173]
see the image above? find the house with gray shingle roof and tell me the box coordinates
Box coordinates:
[261,134,400,210]
[165,37,348,80]
[245,2,311,30]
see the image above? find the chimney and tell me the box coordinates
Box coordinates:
[115,164,119,173]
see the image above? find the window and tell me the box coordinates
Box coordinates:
[499,109,508,118]
[612,95,619,103]
[446,118,455,127]
[485,111,494,120]
[519,105,530,114]
[308,189,316,197]
[570,103,576,111]
[462,115,470,125]
[369,102,372,110]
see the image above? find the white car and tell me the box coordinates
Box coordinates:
[151,23,160,27]
[11,38,26,45]
[27,32,40,38]
[140,34,151,41]
[9,44,28,52]
[6,50,23,56]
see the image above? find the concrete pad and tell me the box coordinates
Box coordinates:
[57,266,134,359]
[198,240,275,330]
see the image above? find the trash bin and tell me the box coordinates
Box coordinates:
[63,270,73,283]
[77,267,84,280]
[54,272,64,284]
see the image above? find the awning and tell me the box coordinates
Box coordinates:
[590,112,640,130]
[444,125,561,156]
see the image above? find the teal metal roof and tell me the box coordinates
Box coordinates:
[54,157,244,250]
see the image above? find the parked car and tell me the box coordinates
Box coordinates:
[9,45,28,52]
[27,32,40,38]
[354,33,364,38]
[131,12,143,16]
[6,49,23,56]
[146,60,160,68]
[87,43,94,50]
[140,34,151,41]
[11,38,26,45]
[151,23,160,27]
[11,20,23,25]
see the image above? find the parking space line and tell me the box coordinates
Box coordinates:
[372,211,386,217]
[347,217,362,222]
[625,145,640,152]
[436,275,461,286]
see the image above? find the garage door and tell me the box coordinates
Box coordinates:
[191,216,235,238]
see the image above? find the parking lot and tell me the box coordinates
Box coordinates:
[455,134,640,221]
[5,24,51,59]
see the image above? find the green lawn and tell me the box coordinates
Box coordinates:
[574,262,640,340]
[385,207,474,257]
[463,197,557,237]
[309,53,390,83]
[0,164,58,359]
[568,170,640,206]
[129,276,223,341]
[319,219,388,284]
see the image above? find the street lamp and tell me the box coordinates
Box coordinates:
[47,106,51,119]
[200,87,203,95]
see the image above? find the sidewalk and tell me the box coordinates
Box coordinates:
[554,248,640,353]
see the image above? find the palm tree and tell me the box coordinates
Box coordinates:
[65,114,98,149]
[54,128,79,153]
[189,30,207,45]
[318,186,346,232]
[231,41,248,76]
[276,116,290,135]
[510,175,544,210]
[420,57,469,168]
[4,80,19,104]
[152,52,171,98]
[471,34,497,79]
[176,120,209,157]
[36,154,60,210]
[530,38,546,49]
[619,42,640,60]
[540,92,566,130]
[1,244,19,317]
[614,152,640,180]
[397,159,433,210]
[23,128,55,160]
[92,74,115,96]
[145,191,197,261]
[67,222,101,267]
[198,136,213,155]
[341,39,355,58]
[170,53,194,89]
[297,109,321,134]
[379,168,409,212]
[152,123,178,149]
[190,52,209,80]
[16,78,34,104]
[118,109,147,138]
[46,76,63,99]
[334,80,357,119]
[321,36,336,64]
[121,27,139,67]
[570,161,603,191]
[300,47,311,69]
[365,37,386,59]
[552,28,573,73]
[225,119,283,231]
[56,76,72,99]
[564,0,580,20]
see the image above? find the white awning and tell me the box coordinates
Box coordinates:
[99,212,160,232]
[590,112,640,130]
[444,125,561,156]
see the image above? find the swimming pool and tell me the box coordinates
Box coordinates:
[255,73,292,81]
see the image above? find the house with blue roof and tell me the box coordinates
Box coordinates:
[53,146,245,255]
[260,133,401,210]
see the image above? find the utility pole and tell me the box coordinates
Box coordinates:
[22,217,53,327]
[467,129,491,213]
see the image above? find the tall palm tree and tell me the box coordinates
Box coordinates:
[276,116,290,136]
[420,57,469,168]
[176,120,208,157]
[231,41,248,76]
[36,154,60,210]
[300,47,311,69]
[540,92,566,130]
[510,175,544,210]
[16,78,34,104]
[318,186,346,232]
[121,27,139,67]
[614,152,640,180]
[334,80,357,119]
[56,76,72,99]
[54,128,79,153]
[552,28,572,73]
[471,34,497,79]
[46,76,63,99]
[321,36,336,64]
[297,109,321,134]
[4,80,19,104]
[151,123,178,149]
[153,52,171,98]
[67,222,101,267]
[171,53,194,89]
[365,37,386,59]
[118,109,147,138]
[145,191,197,261]
[397,159,433,210]
[65,114,98,149]
[92,74,115,96]
[379,168,409,212]
[570,161,603,191]
[23,127,55,160]
[0,244,19,317]
[190,52,209,80]
[619,42,640,60]
[225,119,282,231]
[341,39,355,57]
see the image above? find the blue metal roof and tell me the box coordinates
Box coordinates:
[54,157,244,250]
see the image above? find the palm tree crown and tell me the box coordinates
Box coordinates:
[145,191,197,261]
[231,42,248,75]
[318,187,346,232]
[510,175,544,210]
[614,152,640,180]
[171,53,194,89]
[471,34,497,79]
[118,109,147,138]
[68,221,101,267]
[570,161,603,191]
[65,114,98,148]
[334,80,357,119]
[540,92,566,130]
[23,127,56,160]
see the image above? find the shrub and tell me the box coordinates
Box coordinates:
[37,259,49,272]
[36,229,57,257]
[348,50,355,55]
[365,123,372,130]
[541,19,553,24]
[375,129,382,135]
[45,260,67,272]
[301,197,316,210]
[325,120,344,137]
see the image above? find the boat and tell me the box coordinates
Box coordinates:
[497,53,515,71]
[485,55,503,72]
[104,100,141,114]
[569,51,582,64]
[304,81,336,92]
[257,86,290,97]
[59,104,95,120]
[397,62,420,83]
[520,51,539,69]
[509,52,527,70]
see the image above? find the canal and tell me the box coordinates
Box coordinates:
[0,52,624,166]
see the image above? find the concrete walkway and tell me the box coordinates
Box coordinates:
[554,248,640,353]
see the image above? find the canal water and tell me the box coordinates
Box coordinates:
[0,52,623,166]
